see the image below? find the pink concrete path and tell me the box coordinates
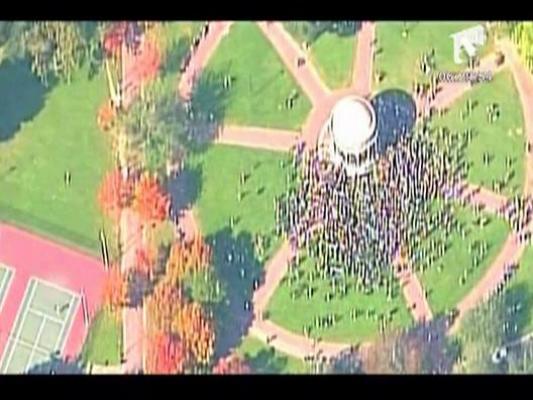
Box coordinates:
[451,235,526,334]
[352,22,376,97]
[178,22,233,100]
[499,38,533,198]
[257,22,330,105]
[458,182,509,215]
[120,209,144,374]
[215,125,300,152]
[430,52,506,113]
[396,266,433,323]
[449,39,533,334]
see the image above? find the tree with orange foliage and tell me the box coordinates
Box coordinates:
[145,332,189,374]
[172,301,215,366]
[166,236,211,285]
[97,169,135,221]
[132,172,170,223]
[146,279,182,334]
[212,353,251,374]
[102,265,128,314]
[97,100,117,132]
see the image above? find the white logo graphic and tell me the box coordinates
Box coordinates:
[450,25,486,65]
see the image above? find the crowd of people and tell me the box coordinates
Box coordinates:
[275,124,461,292]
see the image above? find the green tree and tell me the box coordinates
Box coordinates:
[286,21,358,45]
[512,22,533,73]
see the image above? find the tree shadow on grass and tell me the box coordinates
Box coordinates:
[208,227,264,358]
[185,70,230,153]
[167,164,203,217]
[0,59,49,141]
[502,283,533,342]
[163,37,190,77]
[371,89,416,156]
[26,354,85,375]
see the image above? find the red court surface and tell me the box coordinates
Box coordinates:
[0,224,107,363]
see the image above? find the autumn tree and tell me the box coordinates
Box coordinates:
[23,22,87,84]
[146,279,182,334]
[102,265,128,314]
[135,245,157,279]
[132,172,170,223]
[97,169,135,221]
[212,353,252,374]
[145,332,189,374]
[172,301,215,367]
[97,100,117,132]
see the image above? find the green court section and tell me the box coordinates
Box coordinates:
[0,265,14,312]
[0,278,79,374]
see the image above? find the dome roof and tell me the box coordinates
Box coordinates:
[331,96,376,153]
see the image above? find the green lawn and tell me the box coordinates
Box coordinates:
[267,255,413,344]
[0,63,113,254]
[188,144,288,260]
[430,70,526,196]
[81,309,122,366]
[506,245,533,334]
[204,22,311,130]
[374,21,492,92]
[418,204,509,314]
[283,23,355,90]
[235,336,306,374]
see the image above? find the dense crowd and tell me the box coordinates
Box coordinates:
[275,125,461,291]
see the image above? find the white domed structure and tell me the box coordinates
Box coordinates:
[320,95,377,177]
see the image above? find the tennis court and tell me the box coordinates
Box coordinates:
[0,264,14,312]
[0,278,79,374]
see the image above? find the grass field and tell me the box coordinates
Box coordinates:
[267,255,413,344]
[418,204,509,314]
[374,21,492,92]
[187,144,288,260]
[204,22,311,130]
[0,62,113,254]
[506,245,533,335]
[283,23,356,90]
[430,70,525,196]
[81,309,122,366]
[235,336,306,374]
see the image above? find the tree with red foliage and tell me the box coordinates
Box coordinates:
[102,265,128,314]
[97,169,135,221]
[145,332,189,374]
[132,172,170,223]
[213,354,252,374]
[135,245,157,279]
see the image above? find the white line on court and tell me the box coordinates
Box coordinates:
[0,264,15,314]
[25,314,48,372]
[53,295,77,354]
[0,280,38,373]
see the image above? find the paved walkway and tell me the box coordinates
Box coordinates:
[120,208,144,374]
[166,22,533,362]
[352,21,376,97]
[257,22,330,105]
[178,22,233,100]
[458,182,509,215]
[215,125,300,152]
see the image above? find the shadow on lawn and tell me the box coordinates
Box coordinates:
[185,70,229,153]
[26,354,85,375]
[208,227,264,358]
[371,89,416,156]
[0,59,49,142]
[167,164,203,217]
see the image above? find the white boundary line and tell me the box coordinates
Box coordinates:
[0,279,37,373]
[53,295,77,354]
[32,277,79,300]
[25,315,48,372]
[0,264,15,314]
[28,308,64,325]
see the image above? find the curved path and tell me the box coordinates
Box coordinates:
[173,21,533,361]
